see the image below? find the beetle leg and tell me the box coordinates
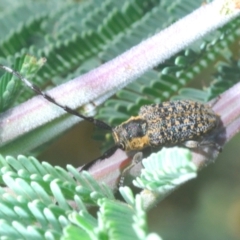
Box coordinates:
[198,139,222,152]
[118,152,143,187]
[182,140,222,152]
[182,140,199,148]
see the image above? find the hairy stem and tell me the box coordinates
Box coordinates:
[0,0,239,154]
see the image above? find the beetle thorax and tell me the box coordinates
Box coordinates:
[112,116,150,151]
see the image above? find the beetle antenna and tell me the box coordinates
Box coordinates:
[0,64,112,131]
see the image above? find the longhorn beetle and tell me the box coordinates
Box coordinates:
[0,65,220,171]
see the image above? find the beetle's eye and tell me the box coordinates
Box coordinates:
[119,142,125,150]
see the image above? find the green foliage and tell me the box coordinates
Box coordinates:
[0,55,45,111]
[0,154,114,238]
[1,0,238,114]
[133,147,197,194]
[0,0,239,239]
[0,147,194,239]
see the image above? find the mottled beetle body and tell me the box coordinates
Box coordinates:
[0,64,220,172]
[112,100,219,151]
